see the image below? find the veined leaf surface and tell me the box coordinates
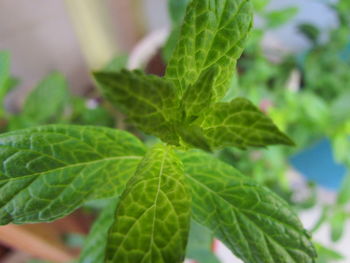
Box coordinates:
[106,145,191,263]
[166,0,253,100]
[94,70,181,145]
[180,151,317,263]
[200,98,294,149]
[0,125,146,224]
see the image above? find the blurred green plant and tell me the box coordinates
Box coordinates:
[0,51,120,132]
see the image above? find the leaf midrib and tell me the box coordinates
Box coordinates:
[185,173,311,260]
[0,156,142,184]
[141,151,167,263]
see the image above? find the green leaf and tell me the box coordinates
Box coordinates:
[315,243,344,263]
[93,70,181,145]
[298,23,320,44]
[252,0,270,12]
[0,51,10,90]
[106,144,191,263]
[166,0,253,100]
[265,7,298,29]
[177,124,211,151]
[22,72,69,125]
[199,98,294,149]
[168,0,190,25]
[337,173,350,205]
[330,209,347,242]
[186,220,220,263]
[79,198,119,263]
[180,151,317,263]
[104,55,128,72]
[0,51,12,115]
[0,125,146,225]
[181,66,219,122]
[162,27,182,63]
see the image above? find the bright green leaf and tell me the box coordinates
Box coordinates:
[166,0,253,100]
[93,70,181,145]
[0,125,146,225]
[180,151,317,263]
[330,210,347,242]
[315,242,344,263]
[104,55,128,72]
[331,90,350,124]
[79,198,119,263]
[337,173,350,205]
[200,98,294,149]
[181,66,219,122]
[252,0,270,12]
[106,145,191,263]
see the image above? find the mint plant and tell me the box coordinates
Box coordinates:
[0,0,317,262]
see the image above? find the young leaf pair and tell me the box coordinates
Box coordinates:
[94,0,293,151]
[0,0,316,262]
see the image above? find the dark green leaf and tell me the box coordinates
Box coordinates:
[298,23,320,44]
[180,151,317,263]
[166,0,253,100]
[162,27,182,63]
[0,125,146,224]
[177,124,211,151]
[252,0,270,12]
[168,0,190,25]
[93,70,181,145]
[200,98,294,149]
[79,198,119,263]
[106,144,191,263]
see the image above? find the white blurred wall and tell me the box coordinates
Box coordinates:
[0,0,90,100]
[265,0,338,51]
